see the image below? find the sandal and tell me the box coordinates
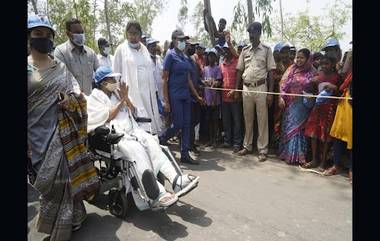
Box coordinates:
[317,165,326,172]
[258,153,267,162]
[173,174,200,198]
[323,166,339,176]
[156,192,178,207]
[302,160,319,169]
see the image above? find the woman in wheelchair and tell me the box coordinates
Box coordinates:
[86,66,200,209]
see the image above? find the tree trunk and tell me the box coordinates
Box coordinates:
[31,0,38,14]
[104,0,113,52]
[279,0,284,41]
[203,0,216,46]
[93,0,97,49]
[247,0,253,25]
[73,0,78,19]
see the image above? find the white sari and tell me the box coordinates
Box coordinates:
[113,40,163,134]
[86,89,170,210]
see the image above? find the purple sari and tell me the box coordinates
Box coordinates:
[279,60,315,165]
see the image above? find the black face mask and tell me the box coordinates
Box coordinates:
[30,38,54,54]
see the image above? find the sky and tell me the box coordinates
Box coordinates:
[151,0,352,52]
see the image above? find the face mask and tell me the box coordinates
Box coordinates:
[30,38,54,54]
[103,47,110,55]
[105,82,118,92]
[72,33,85,46]
[128,42,140,49]
[177,41,186,51]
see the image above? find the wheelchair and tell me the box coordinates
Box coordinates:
[87,119,185,218]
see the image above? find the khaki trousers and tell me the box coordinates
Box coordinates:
[242,84,269,154]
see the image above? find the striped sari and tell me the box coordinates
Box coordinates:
[278,61,315,165]
[28,58,98,241]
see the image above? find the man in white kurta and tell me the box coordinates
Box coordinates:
[86,66,199,210]
[146,37,168,133]
[113,38,163,134]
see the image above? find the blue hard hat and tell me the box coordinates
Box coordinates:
[322,38,340,50]
[280,42,291,51]
[28,14,55,35]
[94,66,121,85]
[146,37,159,45]
[274,42,284,52]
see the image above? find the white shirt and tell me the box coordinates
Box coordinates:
[97,54,114,68]
[151,55,164,104]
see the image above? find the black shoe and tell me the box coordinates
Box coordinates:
[181,155,200,165]
[189,147,200,155]
[233,146,241,153]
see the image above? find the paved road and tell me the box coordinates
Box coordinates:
[28,146,352,241]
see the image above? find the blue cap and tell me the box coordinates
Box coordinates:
[28,14,55,35]
[206,48,218,55]
[274,42,284,52]
[322,38,340,50]
[94,66,121,85]
[146,37,159,45]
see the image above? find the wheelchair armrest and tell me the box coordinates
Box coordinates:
[106,133,124,144]
[94,125,110,136]
[134,117,152,123]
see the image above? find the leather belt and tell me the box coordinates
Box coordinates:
[243,79,266,88]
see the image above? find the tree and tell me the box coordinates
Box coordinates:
[97,0,134,49]
[231,0,275,41]
[129,0,166,35]
[269,0,352,52]
[177,0,188,29]
[230,0,249,44]
[191,0,211,47]
[30,0,38,14]
[324,0,352,39]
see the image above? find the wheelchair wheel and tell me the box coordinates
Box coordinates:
[108,189,131,218]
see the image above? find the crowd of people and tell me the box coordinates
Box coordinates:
[28,12,352,241]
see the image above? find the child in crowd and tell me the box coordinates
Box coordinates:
[202,48,223,147]
[302,53,341,171]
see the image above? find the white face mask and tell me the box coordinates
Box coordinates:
[128,42,141,49]
[103,47,110,55]
[177,41,186,51]
[72,33,85,46]
[105,82,118,92]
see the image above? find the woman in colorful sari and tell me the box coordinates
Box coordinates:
[28,15,98,241]
[278,48,316,165]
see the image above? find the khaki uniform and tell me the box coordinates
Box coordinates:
[236,43,276,153]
